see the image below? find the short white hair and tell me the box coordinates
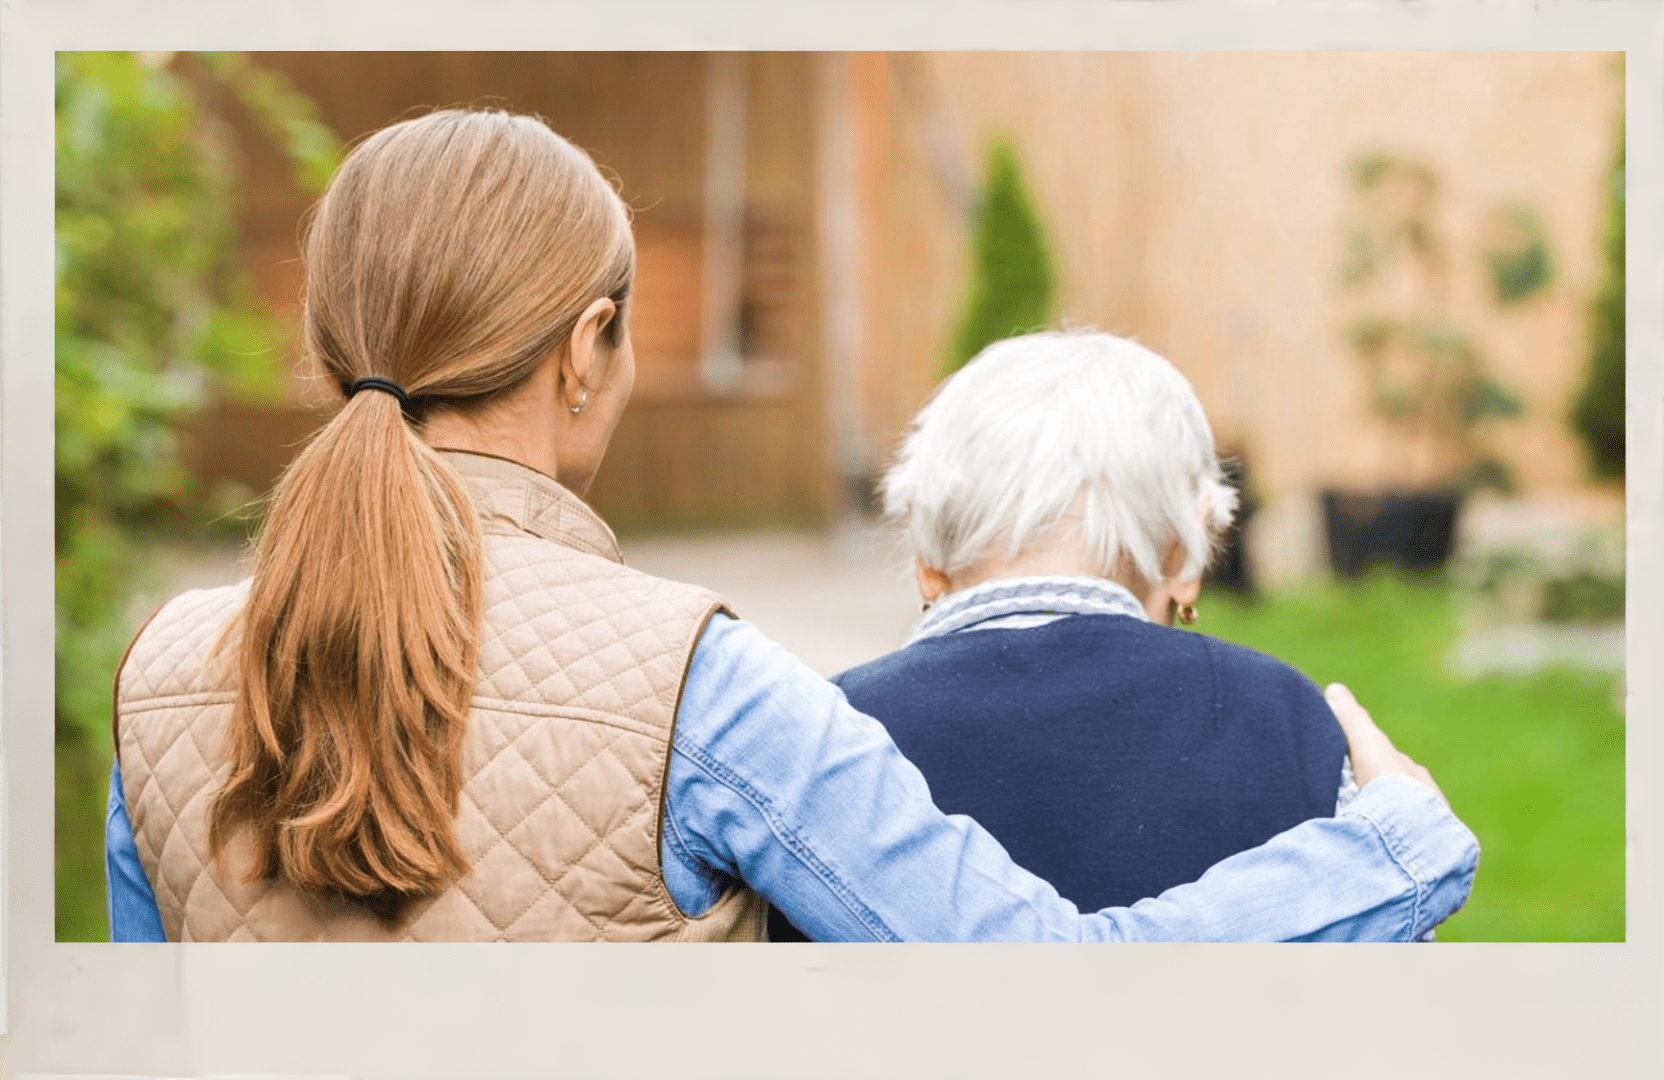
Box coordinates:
[882,329,1238,587]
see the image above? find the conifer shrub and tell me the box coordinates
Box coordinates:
[949,139,1058,373]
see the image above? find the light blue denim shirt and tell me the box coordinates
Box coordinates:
[108,612,1477,941]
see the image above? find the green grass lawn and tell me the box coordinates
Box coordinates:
[57,739,112,942]
[1201,571,1625,942]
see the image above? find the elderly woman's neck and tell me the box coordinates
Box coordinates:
[922,535,1177,623]
[948,549,1106,594]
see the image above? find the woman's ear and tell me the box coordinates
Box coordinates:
[562,297,618,408]
[915,559,953,605]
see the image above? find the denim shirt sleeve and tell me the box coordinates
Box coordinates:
[663,613,1479,942]
[106,758,167,942]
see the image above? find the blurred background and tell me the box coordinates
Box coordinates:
[56,51,1625,941]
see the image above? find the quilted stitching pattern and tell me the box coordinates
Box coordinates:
[118,457,765,942]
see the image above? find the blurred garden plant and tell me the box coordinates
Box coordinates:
[54,51,339,939]
[1337,152,1533,496]
[949,139,1058,373]
[1452,531,1625,629]
[1571,108,1624,482]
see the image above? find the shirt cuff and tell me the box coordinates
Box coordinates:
[1339,774,1480,939]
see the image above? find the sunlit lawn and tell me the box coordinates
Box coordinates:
[57,739,111,942]
[1201,571,1625,942]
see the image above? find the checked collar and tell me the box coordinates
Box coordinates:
[908,574,1149,645]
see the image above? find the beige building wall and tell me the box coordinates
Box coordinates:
[863,52,1622,516]
[864,52,1152,456]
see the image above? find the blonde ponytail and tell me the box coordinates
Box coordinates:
[212,388,480,907]
[208,109,634,912]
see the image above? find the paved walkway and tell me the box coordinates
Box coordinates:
[622,523,921,676]
[1447,623,1625,678]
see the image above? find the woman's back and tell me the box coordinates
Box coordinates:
[116,450,764,940]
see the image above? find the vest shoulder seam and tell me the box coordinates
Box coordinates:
[466,697,670,739]
[121,691,238,716]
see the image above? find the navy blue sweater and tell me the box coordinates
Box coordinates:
[767,614,1346,940]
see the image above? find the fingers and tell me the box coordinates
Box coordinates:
[1327,682,1389,790]
[1325,682,1382,750]
[1324,681,1361,721]
[1325,681,1449,806]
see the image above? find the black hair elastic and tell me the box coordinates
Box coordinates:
[346,376,413,409]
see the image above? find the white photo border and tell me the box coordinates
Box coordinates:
[4,2,1659,1076]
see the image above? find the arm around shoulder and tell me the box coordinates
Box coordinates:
[1106,774,1476,941]
[669,615,1478,942]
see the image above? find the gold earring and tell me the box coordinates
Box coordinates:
[1177,603,1198,625]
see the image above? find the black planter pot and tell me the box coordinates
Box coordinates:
[1321,488,1461,578]
[1207,456,1258,595]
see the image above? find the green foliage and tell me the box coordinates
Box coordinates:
[1203,573,1624,941]
[1348,151,1395,192]
[1485,204,1555,305]
[1337,229,1379,287]
[1541,572,1626,623]
[54,52,340,940]
[949,139,1058,373]
[1338,151,1534,495]
[1454,528,1624,627]
[1572,117,1625,480]
[197,52,344,193]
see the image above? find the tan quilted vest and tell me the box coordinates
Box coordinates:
[115,450,766,941]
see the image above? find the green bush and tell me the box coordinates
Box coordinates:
[1572,116,1625,480]
[949,139,1058,373]
[54,52,339,940]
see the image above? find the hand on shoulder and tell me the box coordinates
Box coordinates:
[1324,683,1447,804]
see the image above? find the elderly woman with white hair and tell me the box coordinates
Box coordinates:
[771,330,1365,940]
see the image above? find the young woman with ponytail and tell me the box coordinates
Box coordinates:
[105,108,1476,942]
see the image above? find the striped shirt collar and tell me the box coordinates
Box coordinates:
[908,575,1149,645]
